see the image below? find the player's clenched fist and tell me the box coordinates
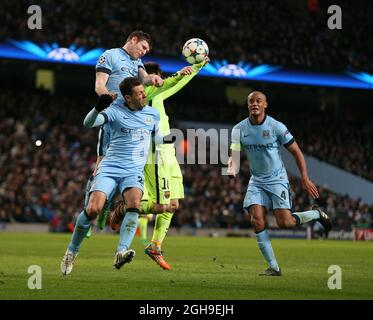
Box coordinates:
[150,74,164,87]
[94,94,113,112]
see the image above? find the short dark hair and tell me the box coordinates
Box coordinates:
[119,77,142,97]
[126,30,152,49]
[144,62,161,75]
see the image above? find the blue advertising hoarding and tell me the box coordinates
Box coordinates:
[0,40,372,90]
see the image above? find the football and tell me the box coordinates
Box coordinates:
[182,38,209,64]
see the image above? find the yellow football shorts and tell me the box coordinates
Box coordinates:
[142,146,184,205]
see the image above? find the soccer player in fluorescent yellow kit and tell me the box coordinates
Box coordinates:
[140,58,209,270]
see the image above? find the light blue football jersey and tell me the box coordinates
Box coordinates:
[231,115,294,184]
[95,48,144,102]
[95,48,145,158]
[97,104,160,176]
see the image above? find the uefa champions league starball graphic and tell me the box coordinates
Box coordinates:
[6,40,105,64]
[204,60,281,79]
[218,64,247,77]
[47,48,79,61]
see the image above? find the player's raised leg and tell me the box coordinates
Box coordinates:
[270,182,331,231]
[274,206,331,231]
[294,205,332,230]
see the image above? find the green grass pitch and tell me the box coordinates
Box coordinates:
[0,233,372,300]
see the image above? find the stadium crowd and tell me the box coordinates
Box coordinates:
[283,110,373,182]
[0,90,97,229]
[1,0,373,72]
[0,90,372,232]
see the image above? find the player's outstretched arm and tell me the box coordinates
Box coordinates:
[286,141,319,199]
[145,57,210,101]
[158,57,209,101]
[145,68,188,100]
[83,94,113,128]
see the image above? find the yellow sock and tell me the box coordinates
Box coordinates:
[151,212,173,249]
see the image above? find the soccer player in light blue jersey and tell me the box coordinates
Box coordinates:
[109,60,209,270]
[228,91,332,276]
[83,31,164,236]
[61,77,170,275]
[95,30,163,99]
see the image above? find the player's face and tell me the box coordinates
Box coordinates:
[248,93,267,117]
[129,38,150,59]
[129,85,147,109]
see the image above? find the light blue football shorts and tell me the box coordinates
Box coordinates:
[89,173,144,200]
[243,182,292,210]
[84,176,120,208]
